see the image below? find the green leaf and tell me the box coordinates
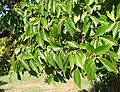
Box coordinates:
[75,52,84,70]
[74,15,80,23]
[64,20,73,36]
[21,59,30,71]
[110,56,117,69]
[50,42,62,51]
[41,30,49,42]
[56,54,64,69]
[73,68,81,88]
[68,54,75,69]
[84,58,95,80]
[38,50,46,60]
[83,23,90,34]
[116,4,120,20]
[36,34,44,49]
[30,17,37,22]
[52,1,56,13]
[101,35,118,46]
[67,1,72,15]
[41,18,48,29]
[56,6,61,18]
[85,0,94,5]
[105,23,116,33]
[99,57,117,72]
[67,41,79,48]
[96,25,108,35]
[69,20,75,29]
[29,60,38,73]
[52,24,61,37]
[94,44,111,55]
[23,54,34,60]
[108,50,118,57]
[39,4,44,15]
[87,5,93,14]
[36,0,40,4]
[86,43,94,53]
[79,43,87,49]
[90,16,98,28]
[47,53,57,67]
[14,48,21,55]
[113,22,120,38]
[106,11,116,22]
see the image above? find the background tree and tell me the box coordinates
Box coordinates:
[0,0,22,76]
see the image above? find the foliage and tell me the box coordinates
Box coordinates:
[0,0,22,75]
[5,0,120,91]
